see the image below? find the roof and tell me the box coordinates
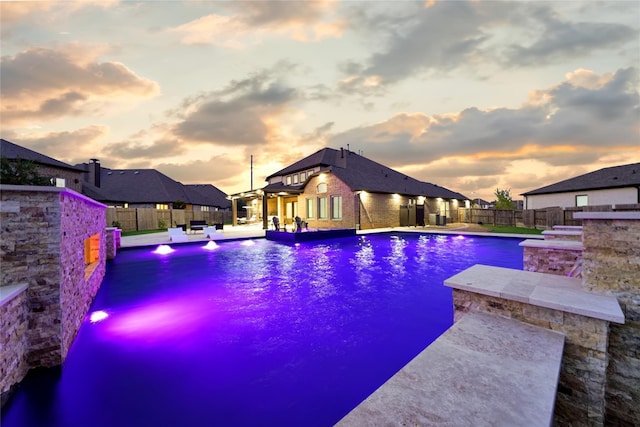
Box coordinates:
[80,165,230,208]
[185,184,231,209]
[266,147,468,199]
[521,163,640,196]
[1,138,84,172]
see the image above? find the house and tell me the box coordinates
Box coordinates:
[521,163,640,209]
[0,138,85,192]
[78,159,231,211]
[230,147,469,230]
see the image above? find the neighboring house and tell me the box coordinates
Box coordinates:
[521,163,640,209]
[1,138,85,192]
[472,198,493,209]
[78,159,231,211]
[231,147,468,230]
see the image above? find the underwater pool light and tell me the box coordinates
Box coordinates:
[241,240,255,246]
[89,310,109,323]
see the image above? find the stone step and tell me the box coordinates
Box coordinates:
[542,229,582,241]
[336,312,565,427]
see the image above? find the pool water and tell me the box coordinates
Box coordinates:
[2,233,523,427]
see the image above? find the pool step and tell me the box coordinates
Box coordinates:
[336,311,565,427]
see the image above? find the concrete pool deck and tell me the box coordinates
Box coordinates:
[119,223,542,248]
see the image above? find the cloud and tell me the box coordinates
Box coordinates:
[339,1,638,93]
[103,137,183,160]
[503,6,637,66]
[168,0,344,46]
[331,67,639,169]
[3,125,109,165]
[0,45,160,125]
[156,156,246,189]
[171,66,298,146]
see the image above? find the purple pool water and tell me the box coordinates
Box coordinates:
[3,233,523,427]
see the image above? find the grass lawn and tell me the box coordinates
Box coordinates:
[481,225,543,235]
[121,229,166,237]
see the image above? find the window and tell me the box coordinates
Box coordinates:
[286,176,292,185]
[576,195,588,207]
[54,178,66,187]
[201,206,210,212]
[317,183,327,193]
[331,195,342,219]
[293,174,299,184]
[156,204,169,210]
[318,197,328,219]
[306,198,315,218]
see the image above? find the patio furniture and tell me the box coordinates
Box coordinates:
[189,220,207,233]
[167,227,188,242]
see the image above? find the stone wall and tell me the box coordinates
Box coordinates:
[522,245,582,276]
[0,285,29,405]
[59,191,106,359]
[0,185,107,403]
[453,290,611,426]
[576,212,640,426]
[302,174,358,229]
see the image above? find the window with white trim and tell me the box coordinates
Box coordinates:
[576,195,588,207]
[318,197,328,219]
[331,195,342,219]
[306,198,315,218]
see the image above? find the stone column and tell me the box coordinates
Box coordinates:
[575,211,640,426]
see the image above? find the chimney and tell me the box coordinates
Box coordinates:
[90,158,100,188]
[341,147,344,158]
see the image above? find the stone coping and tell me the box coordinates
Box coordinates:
[0,284,28,307]
[519,238,584,250]
[445,265,624,323]
[574,211,640,220]
[542,230,582,237]
[337,311,565,427]
[553,225,583,230]
[0,185,106,208]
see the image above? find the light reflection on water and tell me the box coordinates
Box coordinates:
[2,232,524,427]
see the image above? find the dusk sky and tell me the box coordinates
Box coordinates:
[1,1,639,201]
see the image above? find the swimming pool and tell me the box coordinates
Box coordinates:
[2,232,524,427]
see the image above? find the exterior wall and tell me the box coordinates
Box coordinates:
[0,185,107,402]
[0,286,29,405]
[59,191,106,359]
[453,290,611,426]
[301,173,357,229]
[578,213,640,425]
[524,187,637,209]
[36,165,83,192]
[359,192,404,230]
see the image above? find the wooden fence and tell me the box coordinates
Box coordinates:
[458,204,640,229]
[106,208,233,232]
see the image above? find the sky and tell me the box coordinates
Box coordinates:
[1,0,639,201]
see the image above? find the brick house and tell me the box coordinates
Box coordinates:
[231,147,468,230]
[1,138,85,192]
[522,162,640,209]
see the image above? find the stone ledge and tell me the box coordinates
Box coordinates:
[542,230,582,238]
[519,239,584,250]
[0,284,28,307]
[445,265,624,323]
[336,312,565,427]
[574,211,640,220]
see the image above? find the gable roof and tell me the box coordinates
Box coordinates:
[521,163,640,196]
[265,147,467,199]
[185,184,231,209]
[79,165,230,208]
[1,138,84,172]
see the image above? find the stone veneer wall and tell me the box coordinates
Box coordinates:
[576,212,640,426]
[59,191,106,359]
[0,185,106,403]
[522,246,582,276]
[0,286,29,405]
[453,290,611,426]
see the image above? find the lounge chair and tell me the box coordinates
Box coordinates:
[167,227,188,243]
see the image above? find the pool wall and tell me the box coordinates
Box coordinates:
[266,228,356,242]
[0,186,107,406]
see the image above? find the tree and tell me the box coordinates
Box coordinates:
[173,199,187,209]
[0,157,53,186]
[494,188,513,210]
